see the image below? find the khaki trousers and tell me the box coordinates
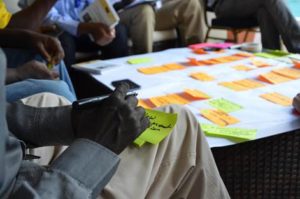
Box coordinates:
[22,94,229,198]
[100,105,229,199]
[120,0,203,54]
[21,92,70,166]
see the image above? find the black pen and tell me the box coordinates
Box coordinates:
[73,92,138,109]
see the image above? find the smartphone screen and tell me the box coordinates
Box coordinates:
[111,79,141,91]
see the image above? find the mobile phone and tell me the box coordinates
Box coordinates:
[111,79,141,91]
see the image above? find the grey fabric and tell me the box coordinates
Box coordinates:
[0,48,120,198]
[6,101,74,147]
[214,0,300,52]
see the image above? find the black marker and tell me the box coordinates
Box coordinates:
[73,92,138,109]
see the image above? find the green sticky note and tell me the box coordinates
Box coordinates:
[202,124,257,141]
[255,52,279,59]
[127,57,153,64]
[208,98,243,113]
[134,109,177,147]
[134,137,146,147]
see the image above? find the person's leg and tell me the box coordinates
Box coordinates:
[257,7,281,50]
[6,79,76,103]
[261,0,300,52]
[99,105,229,199]
[119,4,155,54]
[155,0,203,46]
[20,92,71,166]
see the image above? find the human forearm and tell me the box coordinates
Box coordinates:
[7,0,57,30]
[6,68,21,84]
[6,101,74,147]
[11,139,120,198]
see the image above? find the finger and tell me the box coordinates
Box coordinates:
[111,83,129,100]
[139,116,150,133]
[126,95,138,108]
[38,43,51,62]
[293,95,300,111]
[50,71,59,79]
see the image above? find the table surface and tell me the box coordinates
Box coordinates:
[91,48,300,148]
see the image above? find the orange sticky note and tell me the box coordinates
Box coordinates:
[164,94,189,105]
[201,109,240,126]
[190,72,215,81]
[219,82,248,91]
[193,48,207,55]
[138,100,153,109]
[234,79,265,89]
[272,67,300,79]
[184,89,210,99]
[138,66,163,74]
[234,52,254,58]
[149,96,170,107]
[292,59,300,69]
[260,92,292,106]
[164,63,185,70]
[188,58,203,66]
[233,65,254,71]
[258,72,292,84]
[250,58,270,67]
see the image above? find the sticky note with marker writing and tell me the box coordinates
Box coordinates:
[134,109,177,147]
[209,98,243,113]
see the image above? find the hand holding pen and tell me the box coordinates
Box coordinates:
[71,83,150,154]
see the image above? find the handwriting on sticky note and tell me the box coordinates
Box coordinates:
[134,109,177,147]
[209,98,243,113]
[260,92,292,106]
[201,109,240,126]
[202,124,257,141]
[128,57,153,64]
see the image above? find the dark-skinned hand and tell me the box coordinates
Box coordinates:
[71,84,150,154]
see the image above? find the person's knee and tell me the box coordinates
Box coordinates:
[136,4,155,23]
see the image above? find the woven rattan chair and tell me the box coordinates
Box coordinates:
[212,130,300,198]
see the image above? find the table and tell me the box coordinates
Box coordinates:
[92,47,300,148]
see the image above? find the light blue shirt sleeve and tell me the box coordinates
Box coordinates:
[45,7,80,36]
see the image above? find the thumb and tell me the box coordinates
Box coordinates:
[37,43,51,62]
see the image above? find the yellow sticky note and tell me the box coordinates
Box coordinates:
[149,96,170,107]
[233,65,254,71]
[184,89,210,99]
[128,57,152,64]
[234,79,265,89]
[201,109,240,127]
[258,72,292,84]
[134,109,178,147]
[190,72,215,81]
[260,92,292,106]
[202,124,257,141]
[272,67,300,79]
[219,82,248,91]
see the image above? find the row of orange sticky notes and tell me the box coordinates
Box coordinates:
[188,53,253,66]
[219,79,265,91]
[201,109,240,127]
[260,92,292,106]
[138,63,185,75]
[258,67,300,84]
[190,72,215,81]
[138,89,211,109]
[250,58,271,67]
